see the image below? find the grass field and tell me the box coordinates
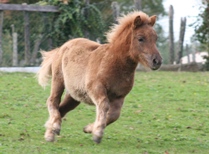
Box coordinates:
[0,71,209,154]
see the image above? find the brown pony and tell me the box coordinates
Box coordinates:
[37,11,162,143]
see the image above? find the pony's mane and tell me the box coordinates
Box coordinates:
[106,11,151,43]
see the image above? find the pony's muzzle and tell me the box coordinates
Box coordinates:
[151,54,162,70]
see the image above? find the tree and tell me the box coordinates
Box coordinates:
[169,5,174,64]
[194,1,209,70]
[194,2,209,50]
[40,0,105,46]
[177,17,186,64]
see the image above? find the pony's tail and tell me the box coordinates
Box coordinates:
[37,48,58,88]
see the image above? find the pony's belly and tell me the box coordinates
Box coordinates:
[68,88,94,105]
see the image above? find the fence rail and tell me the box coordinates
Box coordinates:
[0,4,58,12]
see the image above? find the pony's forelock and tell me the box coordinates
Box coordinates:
[106,11,151,43]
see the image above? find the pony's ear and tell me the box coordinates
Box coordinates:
[133,16,143,29]
[150,15,157,26]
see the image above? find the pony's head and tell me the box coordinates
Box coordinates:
[130,12,162,70]
[107,11,162,70]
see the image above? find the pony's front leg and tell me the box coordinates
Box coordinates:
[87,84,109,143]
[93,100,109,143]
[84,97,124,142]
[106,98,124,126]
[45,79,64,142]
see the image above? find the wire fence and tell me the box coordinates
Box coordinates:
[1,10,56,66]
[0,2,117,67]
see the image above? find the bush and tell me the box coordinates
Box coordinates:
[42,0,106,46]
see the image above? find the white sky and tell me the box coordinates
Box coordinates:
[159,0,203,44]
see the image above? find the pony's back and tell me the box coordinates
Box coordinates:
[37,38,100,88]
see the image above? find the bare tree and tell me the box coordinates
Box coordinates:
[177,17,187,64]
[169,5,174,64]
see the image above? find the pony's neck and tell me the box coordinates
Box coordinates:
[110,49,138,74]
[109,26,132,55]
[123,56,138,73]
[107,24,139,72]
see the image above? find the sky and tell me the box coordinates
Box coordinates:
[159,0,203,44]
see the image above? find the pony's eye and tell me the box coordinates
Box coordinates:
[138,37,144,42]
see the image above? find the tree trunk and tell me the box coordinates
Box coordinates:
[177,17,187,64]
[0,11,3,66]
[134,0,142,10]
[169,5,174,64]
[111,2,120,24]
[24,10,31,66]
[30,34,42,65]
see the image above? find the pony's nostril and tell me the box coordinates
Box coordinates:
[153,58,161,66]
[153,58,158,65]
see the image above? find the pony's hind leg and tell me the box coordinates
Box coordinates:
[45,77,64,142]
[59,93,80,118]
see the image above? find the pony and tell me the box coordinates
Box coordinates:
[37,11,162,143]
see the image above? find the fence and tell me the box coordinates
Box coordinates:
[0,1,198,68]
[0,4,59,66]
[0,2,123,67]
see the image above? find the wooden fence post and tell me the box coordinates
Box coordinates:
[0,11,3,66]
[169,5,174,64]
[11,24,18,66]
[177,17,187,64]
[23,3,30,66]
[111,2,120,24]
[134,0,142,10]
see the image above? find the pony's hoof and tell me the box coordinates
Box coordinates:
[53,128,60,135]
[44,133,55,142]
[93,135,102,144]
[83,125,92,133]
[52,123,61,135]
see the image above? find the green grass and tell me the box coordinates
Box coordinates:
[0,71,209,154]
